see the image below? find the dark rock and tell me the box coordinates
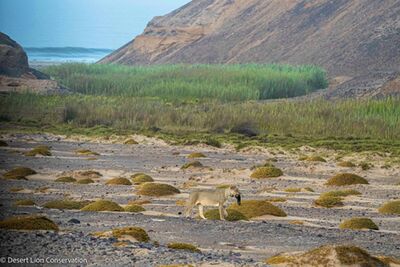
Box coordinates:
[68,218,81,224]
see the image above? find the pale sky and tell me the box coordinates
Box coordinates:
[0,0,191,49]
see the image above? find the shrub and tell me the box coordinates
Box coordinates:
[378,200,400,215]
[128,199,151,205]
[3,167,36,180]
[314,196,343,208]
[55,176,76,183]
[188,152,206,159]
[339,217,379,230]
[75,149,99,156]
[265,197,287,202]
[250,167,283,178]
[0,140,8,146]
[76,178,95,184]
[25,145,51,156]
[123,138,138,145]
[360,162,373,170]
[204,137,221,148]
[325,173,368,186]
[124,204,145,213]
[106,177,132,186]
[137,183,180,196]
[304,187,315,192]
[76,170,102,179]
[321,189,361,198]
[229,200,286,218]
[181,161,203,169]
[44,200,91,210]
[81,200,124,212]
[112,226,150,242]
[204,209,248,221]
[131,174,154,184]
[230,122,259,137]
[14,199,35,206]
[0,215,58,231]
[285,188,301,193]
[303,156,326,162]
[337,161,356,167]
[167,243,201,253]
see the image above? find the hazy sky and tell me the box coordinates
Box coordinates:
[0,0,190,49]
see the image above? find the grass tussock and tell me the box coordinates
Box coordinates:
[76,178,95,184]
[124,204,145,213]
[181,161,203,169]
[229,200,286,218]
[25,145,51,156]
[81,200,124,212]
[300,156,326,162]
[378,200,400,215]
[9,187,24,192]
[131,173,154,184]
[204,209,248,221]
[44,199,92,210]
[106,177,132,186]
[75,149,100,156]
[321,189,361,198]
[377,256,400,265]
[137,183,180,196]
[284,188,302,193]
[55,176,76,183]
[128,199,151,205]
[3,167,36,180]
[337,161,356,167]
[123,138,138,145]
[250,167,283,179]
[360,162,373,170]
[112,226,150,242]
[14,199,35,206]
[339,217,379,230]
[0,140,8,146]
[76,170,102,179]
[325,173,369,186]
[167,243,201,253]
[265,197,287,202]
[0,215,58,231]
[188,152,206,158]
[314,195,343,208]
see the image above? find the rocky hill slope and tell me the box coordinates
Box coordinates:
[100,0,400,97]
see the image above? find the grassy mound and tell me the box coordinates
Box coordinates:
[337,161,356,167]
[44,200,91,210]
[250,167,283,179]
[137,183,180,196]
[0,140,8,146]
[112,226,149,242]
[301,156,326,162]
[128,199,151,205]
[204,209,248,221]
[55,176,76,183]
[188,152,206,158]
[265,197,287,202]
[76,170,102,179]
[25,145,51,156]
[106,177,132,186]
[3,167,36,180]
[81,200,124,212]
[284,188,302,193]
[339,217,379,230]
[0,215,58,231]
[123,138,138,145]
[14,199,35,206]
[76,178,95,184]
[167,243,201,253]
[378,200,400,215]
[229,200,286,218]
[181,161,203,169]
[124,204,145,213]
[326,173,368,186]
[75,149,99,156]
[131,174,154,184]
[314,196,343,208]
[321,189,361,198]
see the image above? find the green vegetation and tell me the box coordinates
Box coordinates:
[124,204,145,213]
[131,173,154,184]
[321,189,361,198]
[229,200,286,218]
[14,199,35,206]
[167,243,201,253]
[188,152,206,158]
[81,200,124,212]
[250,167,283,178]
[378,200,400,215]
[3,167,36,180]
[339,217,379,230]
[25,145,51,156]
[181,161,203,169]
[337,161,356,167]
[112,226,150,242]
[204,209,248,221]
[314,196,343,208]
[44,63,328,101]
[75,149,99,156]
[55,176,76,183]
[284,188,302,193]
[76,170,102,179]
[0,215,58,231]
[325,173,368,186]
[76,178,95,184]
[360,162,373,170]
[137,183,180,196]
[123,138,138,145]
[44,200,91,210]
[106,177,132,186]
[300,155,326,162]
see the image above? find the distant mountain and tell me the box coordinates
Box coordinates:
[100,0,400,97]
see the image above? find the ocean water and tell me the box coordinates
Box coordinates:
[25,47,114,64]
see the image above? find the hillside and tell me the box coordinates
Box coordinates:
[100,0,400,97]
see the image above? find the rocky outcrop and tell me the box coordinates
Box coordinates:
[0,32,30,77]
[100,0,400,97]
